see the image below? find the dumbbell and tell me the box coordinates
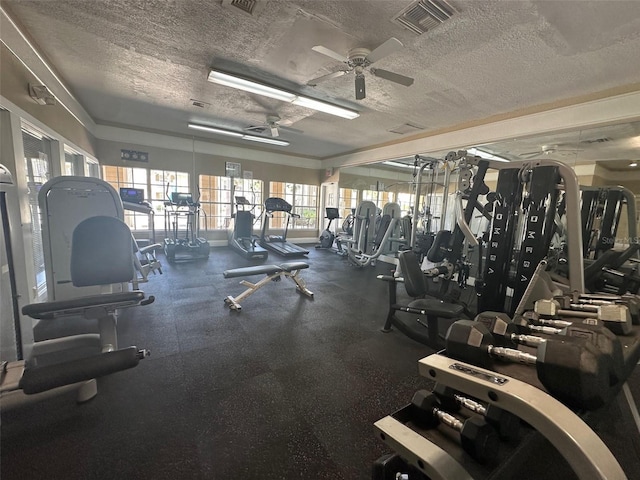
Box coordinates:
[432,383,520,441]
[475,312,624,384]
[445,320,613,410]
[534,299,632,335]
[411,390,500,464]
[571,293,639,325]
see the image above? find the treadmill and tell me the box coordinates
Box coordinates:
[229,196,268,260]
[259,197,309,258]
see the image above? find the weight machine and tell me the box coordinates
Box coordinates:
[0,166,152,407]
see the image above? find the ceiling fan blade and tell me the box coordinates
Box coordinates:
[280,125,304,135]
[519,151,544,158]
[244,125,268,133]
[311,45,348,63]
[370,68,414,87]
[307,70,348,86]
[355,74,366,100]
[246,95,279,115]
[366,37,404,64]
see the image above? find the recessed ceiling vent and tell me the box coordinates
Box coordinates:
[580,137,612,144]
[190,99,210,108]
[222,0,258,16]
[392,0,456,35]
[388,123,425,135]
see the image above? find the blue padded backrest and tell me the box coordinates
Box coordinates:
[71,216,134,287]
[398,249,427,298]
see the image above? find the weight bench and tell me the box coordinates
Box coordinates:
[223,261,313,311]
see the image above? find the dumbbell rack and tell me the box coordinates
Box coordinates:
[374,326,640,480]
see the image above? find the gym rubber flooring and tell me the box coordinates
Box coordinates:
[2,246,639,479]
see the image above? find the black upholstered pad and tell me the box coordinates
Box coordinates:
[279,262,309,272]
[22,291,145,319]
[398,250,427,298]
[223,265,282,278]
[71,216,135,286]
[408,298,464,318]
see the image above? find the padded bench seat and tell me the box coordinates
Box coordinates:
[223,262,309,279]
[223,265,282,278]
[22,291,146,320]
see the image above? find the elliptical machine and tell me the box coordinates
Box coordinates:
[316,207,340,249]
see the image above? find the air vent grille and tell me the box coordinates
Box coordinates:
[230,0,257,15]
[190,99,211,108]
[581,137,612,144]
[393,0,456,35]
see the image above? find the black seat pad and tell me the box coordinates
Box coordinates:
[408,298,464,318]
[279,262,309,272]
[223,265,282,278]
[22,291,145,319]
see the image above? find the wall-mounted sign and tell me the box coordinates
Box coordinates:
[243,170,253,180]
[226,161,242,178]
[121,149,149,162]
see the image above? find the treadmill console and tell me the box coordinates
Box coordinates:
[264,197,292,213]
[120,187,145,204]
[235,196,251,205]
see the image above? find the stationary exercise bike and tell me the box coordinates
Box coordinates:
[316,207,340,249]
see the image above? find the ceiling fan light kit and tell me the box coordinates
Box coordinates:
[207,69,359,120]
[188,123,290,146]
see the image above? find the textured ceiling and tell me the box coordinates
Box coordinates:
[3,0,640,162]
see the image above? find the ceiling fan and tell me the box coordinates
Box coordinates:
[244,115,303,138]
[519,144,581,159]
[307,37,414,100]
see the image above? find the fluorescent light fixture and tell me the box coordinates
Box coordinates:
[630,162,638,167]
[188,123,243,137]
[207,70,296,102]
[383,160,416,169]
[292,96,360,119]
[467,147,510,163]
[188,123,289,146]
[241,134,289,146]
[208,69,359,120]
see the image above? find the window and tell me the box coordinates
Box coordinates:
[395,192,413,217]
[149,168,189,214]
[64,150,77,175]
[339,188,359,221]
[85,158,101,178]
[22,127,52,296]
[199,175,263,230]
[150,169,190,231]
[103,166,150,230]
[269,182,318,230]
[362,190,394,206]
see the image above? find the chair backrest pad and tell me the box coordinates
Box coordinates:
[71,216,134,286]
